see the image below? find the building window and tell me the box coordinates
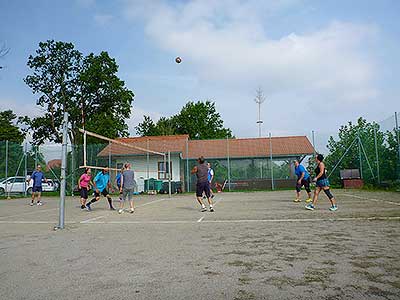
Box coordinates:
[158,161,172,180]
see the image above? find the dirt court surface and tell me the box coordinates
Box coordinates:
[0,189,399,300]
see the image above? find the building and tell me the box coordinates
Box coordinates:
[98,135,314,192]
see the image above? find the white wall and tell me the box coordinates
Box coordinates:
[116,154,181,182]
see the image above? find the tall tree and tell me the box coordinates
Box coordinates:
[0,110,25,143]
[24,41,134,145]
[136,101,233,139]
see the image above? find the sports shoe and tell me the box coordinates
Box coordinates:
[329,205,338,211]
[201,207,207,212]
[118,209,124,214]
[30,202,34,206]
[293,198,301,203]
[36,202,43,206]
[209,206,214,212]
[305,203,315,211]
[211,195,215,199]
[129,208,134,214]
[110,207,116,211]
[305,198,312,203]
[86,204,92,211]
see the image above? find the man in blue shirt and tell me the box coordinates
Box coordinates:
[85,167,115,211]
[294,160,312,203]
[28,164,47,206]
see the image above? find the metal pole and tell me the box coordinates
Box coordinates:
[146,139,149,191]
[58,112,68,229]
[358,132,363,179]
[312,130,316,157]
[269,133,274,190]
[34,145,37,167]
[83,131,87,166]
[71,144,74,196]
[227,136,231,192]
[5,140,9,199]
[186,138,189,192]
[168,151,171,198]
[24,142,27,197]
[395,112,400,179]
[374,126,380,184]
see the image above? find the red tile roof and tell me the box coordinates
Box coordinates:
[98,135,314,159]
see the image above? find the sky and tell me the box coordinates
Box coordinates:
[0,0,400,153]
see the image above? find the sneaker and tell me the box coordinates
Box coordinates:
[86,204,92,211]
[329,205,338,211]
[36,202,43,206]
[305,203,315,211]
[30,202,34,206]
[211,195,215,199]
[201,207,207,212]
[81,205,85,210]
[305,198,312,203]
[293,198,301,203]
[129,208,134,214]
[209,206,214,212]
[118,209,124,214]
[110,207,116,211]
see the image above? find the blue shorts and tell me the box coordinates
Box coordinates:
[316,178,330,188]
[32,186,42,193]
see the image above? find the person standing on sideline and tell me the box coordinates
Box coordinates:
[207,162,215,199]
[116,167,124,202]
[118,163,135,214]
[305,154,338,211]
[86,167,115,211]
[28,164,47,206]
[191,156,214,212]
[78,168,93,209]
[293,160,312,203]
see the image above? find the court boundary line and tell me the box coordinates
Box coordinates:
[1,215,399,225]
[0,208,58,219]
[337,193,400,206]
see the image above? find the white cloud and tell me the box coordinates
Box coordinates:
[0,98,42,118]
[94,14,114,25]
[122,0,381,139]
[126,106,164,136]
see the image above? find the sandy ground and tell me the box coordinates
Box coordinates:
[0,189,399,300]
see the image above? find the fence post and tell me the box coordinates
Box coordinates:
[24,142,27,197]
[374,125,380,184]
[227,136,231,192]
[395,112,400,179]
[186,138,189,192]
[168,151,171,198]
[358,132,363,179]
[71,144,75,196]
[58,112,68,229]
[5,140,8,198]
[146,138,149,191]
[269,133,274,190]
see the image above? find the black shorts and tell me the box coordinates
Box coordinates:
[95,189,109,198]
[196,181,210,198]
[32,186,42,193]
[296,177,311,193]
[80,187,89,199]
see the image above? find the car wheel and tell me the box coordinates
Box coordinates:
[0,187,4,195]
[27,187,32,195]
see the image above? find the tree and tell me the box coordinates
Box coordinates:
[0,110,25,143]
[136,101,233,139]
[325,117,395,185]
[24,40,134,145]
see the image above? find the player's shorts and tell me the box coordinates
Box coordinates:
[80,187,89,199]
[32,186,42,193]
[316,178,330,188]
[196,181,210,198]
[296,177,311,193]
[122,188,134,201]
[95,189,109,198]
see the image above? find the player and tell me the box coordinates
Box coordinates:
[191,156,214,212]
[78,168,93,209]
[305,154,338,211]
[118,163,135,214]
[116,167,124,202]
[293,160,312,203]
[207,162,215,199]
[85,167,115,211]
[28,164,47,206]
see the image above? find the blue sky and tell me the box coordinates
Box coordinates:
[0,0,399,152]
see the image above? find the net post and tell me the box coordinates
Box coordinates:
[24,141,27,197]
[227,136,231,192]
[83,130,87,166]
[269,133,274,190]
[5,140,8,199]
[58,111,68,230]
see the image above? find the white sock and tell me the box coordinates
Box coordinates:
[201,204,206,208]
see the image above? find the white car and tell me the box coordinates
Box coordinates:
[0,177,58,195]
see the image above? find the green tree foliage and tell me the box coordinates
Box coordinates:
[0,110,25,143]
[136,101,233,139]
[325,117,398,185]
[24,40,134,145]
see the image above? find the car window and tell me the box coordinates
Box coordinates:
[15,178,25,183]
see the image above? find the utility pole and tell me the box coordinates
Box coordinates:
[255,87,265,138]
